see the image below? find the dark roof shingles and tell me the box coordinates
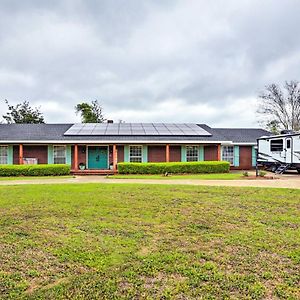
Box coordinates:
[0,123,270,143]
[213,128,271,143]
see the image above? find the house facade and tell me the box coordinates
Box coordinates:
[0,123,270,173]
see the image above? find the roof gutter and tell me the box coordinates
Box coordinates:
[0,140,233,144]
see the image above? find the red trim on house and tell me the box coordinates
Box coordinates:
[74,144,79,171]
[113,144,117,172]
[166,144,170,162]
[217,144,221,161]
[19,144,23,164]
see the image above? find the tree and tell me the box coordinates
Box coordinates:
[75,100,105,123]
[258,81,300,131]
[2,100,45,124]
[265,120,280,135]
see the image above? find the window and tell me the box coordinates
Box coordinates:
[287,139,291,149]
[53,145,66,164]
[0,146,8,164]
[270,139,283,152]
[222,146,234,165]
[129,145,142,162]
[186,146,198,162]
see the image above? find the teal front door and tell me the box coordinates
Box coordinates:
[88,146,108,169]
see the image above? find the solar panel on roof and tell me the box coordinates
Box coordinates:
[64,123,212,136]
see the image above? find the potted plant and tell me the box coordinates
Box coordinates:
[78,163,86,170]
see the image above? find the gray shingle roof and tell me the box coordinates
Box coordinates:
[213,128,271,143]
[0,123,270,144]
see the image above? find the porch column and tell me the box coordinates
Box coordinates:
[217,144,221,161]
[166,144,170,162]
[74,144,78,170]
[19,144,23,165]
[113,144,117,172]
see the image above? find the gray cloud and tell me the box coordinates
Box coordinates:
[0,0,300,127]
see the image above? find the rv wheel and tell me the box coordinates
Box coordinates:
[271,165,278,173]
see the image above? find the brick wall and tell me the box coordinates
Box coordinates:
[13,146,19,164]
[117,146,124,163]
[148,146,166,162]
[13,145,48,164]
[239,146,252,169]
[169,146,181,162]
[204,145,218,161]
[71,145,87,169]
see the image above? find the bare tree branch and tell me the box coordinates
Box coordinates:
[257,81,300,131]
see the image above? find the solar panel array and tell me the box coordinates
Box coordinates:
[64,123,212,136]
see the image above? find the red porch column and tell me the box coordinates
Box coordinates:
[19,144,23,164]
[74,144,78,170]
[113,144,117,172]
[217,144,221,161]
[166,144,170,162]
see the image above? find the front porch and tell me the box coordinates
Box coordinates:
[71,169,115,175]
[71,144,118,174]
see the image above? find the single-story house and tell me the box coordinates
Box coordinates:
[0,123,270,174]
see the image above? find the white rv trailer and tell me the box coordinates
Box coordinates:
[257,131,300,173]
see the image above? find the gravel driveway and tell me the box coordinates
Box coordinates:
[0,175,300,189]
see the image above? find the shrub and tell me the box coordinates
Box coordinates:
[259,170,267,177]
[243,171,249,177]
[118,161,230,174]
[0,164,71,177]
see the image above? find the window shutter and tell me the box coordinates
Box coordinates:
[66,145,71,165]
[198,146,204,161]
[7,145,13,165]
[181,146,187,162]
[124,145,129,162]
[252,146,256,167]
[142,145,148,163]
[48,145,54,164]
[234,146,240,167]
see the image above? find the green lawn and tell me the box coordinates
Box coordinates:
[0,175,73,181]
[0,184,299,299]
[110,172,244,180]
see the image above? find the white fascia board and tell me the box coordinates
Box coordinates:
[220,142,257,146]
[232,142,257,146]
[0,140,232,144]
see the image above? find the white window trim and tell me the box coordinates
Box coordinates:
[186,145,199,162]
[221,145,234,166]
[129,145,143,163]
[0,145,8,165]
[53,145,67,164]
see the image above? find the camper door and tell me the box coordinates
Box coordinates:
[285,137,292,164]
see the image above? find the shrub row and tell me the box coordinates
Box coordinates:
[118,161,230,174]
[0,164,71,177]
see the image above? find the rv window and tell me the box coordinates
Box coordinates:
[270,139,283,152]
[287,139,291,149]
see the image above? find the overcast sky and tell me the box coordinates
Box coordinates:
[1,0,300,127]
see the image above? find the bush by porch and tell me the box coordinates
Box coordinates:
[118,161,230,174]
[0,164,70,177]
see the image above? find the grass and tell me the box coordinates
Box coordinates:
[0,183,299,299]
[0,175,73,181]
[110,172,243,180]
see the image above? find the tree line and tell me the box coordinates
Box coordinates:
[2,80,300,132]
[2,100,105,124]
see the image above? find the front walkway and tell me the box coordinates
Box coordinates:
[0,175,300,189]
